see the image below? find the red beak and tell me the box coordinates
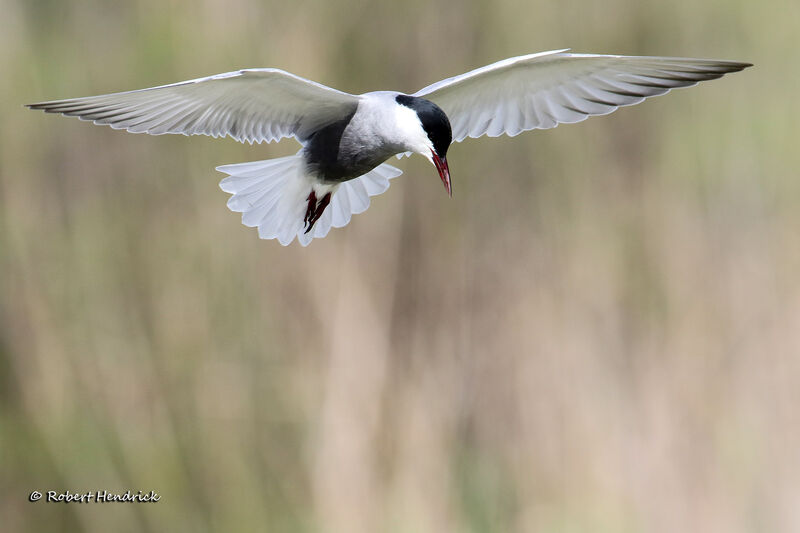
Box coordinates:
[431,151,451,197]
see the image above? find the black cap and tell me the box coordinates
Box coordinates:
[395,94,452,158]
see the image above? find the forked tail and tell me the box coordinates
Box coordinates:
[217,153,402,246]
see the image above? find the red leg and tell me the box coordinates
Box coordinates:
[304,190,317,231]
[304,192,332,234]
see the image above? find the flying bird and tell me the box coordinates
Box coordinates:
[27,50,750,246]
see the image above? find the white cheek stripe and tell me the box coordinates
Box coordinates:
[394,103,432,154]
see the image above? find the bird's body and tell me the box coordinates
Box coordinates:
[27,50,750,246]
[303,92,432,183]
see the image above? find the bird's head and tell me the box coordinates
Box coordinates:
[395,95,452,196]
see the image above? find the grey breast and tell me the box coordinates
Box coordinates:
[303,102,401,183]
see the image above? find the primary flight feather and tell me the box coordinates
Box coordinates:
[28,50,751,246]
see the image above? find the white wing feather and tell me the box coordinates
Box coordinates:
[28,69,359,144]
[414,50,751,142]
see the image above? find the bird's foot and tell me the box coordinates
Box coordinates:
[304,191,332,233]
[304,191,317,229]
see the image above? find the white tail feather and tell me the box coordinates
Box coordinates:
[217,153,402,246]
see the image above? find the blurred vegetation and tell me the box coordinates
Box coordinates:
[1,0,797,531]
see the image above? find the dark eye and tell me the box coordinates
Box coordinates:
[426,119,452,157]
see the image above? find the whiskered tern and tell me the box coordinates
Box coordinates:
[28,50,750,246]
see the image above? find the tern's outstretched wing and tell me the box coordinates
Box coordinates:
[414,50,751,142]
[27,69,359,144]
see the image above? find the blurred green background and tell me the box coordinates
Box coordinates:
[1,0,797,531]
